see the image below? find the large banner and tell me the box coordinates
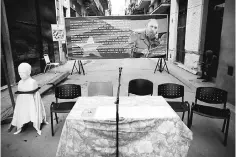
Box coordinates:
[65,14,168,59]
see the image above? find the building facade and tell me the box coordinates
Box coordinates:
[2,0,58,86]
[126,0,235,104]
[55,0,111,63]
[1,0,110,88]
[169,0,235,104]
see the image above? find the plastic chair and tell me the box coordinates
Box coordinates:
[88,82,113,96]
[158,83,190,125]
[43,54,59,73]
[128,79,153,96]
[188,87,231,146]
[50,84,81,136]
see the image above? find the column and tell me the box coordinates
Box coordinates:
[168,0,179,62]
[184,0,205,73]
[1,0,16,85]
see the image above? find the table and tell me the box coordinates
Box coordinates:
[56,96,193,157]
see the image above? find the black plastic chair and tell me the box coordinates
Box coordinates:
[128,79,153,96]
[158,83,190,125]
[50,84,81,136]
[188,87,231,146]
[88,82,113,96]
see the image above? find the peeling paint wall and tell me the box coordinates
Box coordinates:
[216,0,235,105]
[168,0,178,61]
[184,0,204,72]
[185,0,203,51]
[184,53,200,72]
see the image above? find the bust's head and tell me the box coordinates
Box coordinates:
[18,63,31,80]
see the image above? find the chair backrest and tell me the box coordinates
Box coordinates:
[55,84,81,100]
[158,83,184,100]
[43,54,51,64]
[88,82,113,96]
[128,79,153,96]
[195,87,227,106]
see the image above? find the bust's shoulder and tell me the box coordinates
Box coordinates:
[22,77,38,86]
[18,77,38,90]
[29,78,38,86]
[27,77,37,83]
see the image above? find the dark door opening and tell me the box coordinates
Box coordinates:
[176,0,188,64]
[70,8,76,17]
[1,41,7,87]
[204,0,225,77]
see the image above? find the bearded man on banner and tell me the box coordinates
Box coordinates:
[129,19,160,58]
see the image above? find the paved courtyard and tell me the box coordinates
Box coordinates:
[1,59,235,157]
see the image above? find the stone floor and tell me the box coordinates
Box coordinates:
[1,59,235,157]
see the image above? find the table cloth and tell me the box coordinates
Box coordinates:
[56,96,193,157]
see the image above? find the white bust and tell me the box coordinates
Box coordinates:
[12,63,48,135]
[17,63,38,91]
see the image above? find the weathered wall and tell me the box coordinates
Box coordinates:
[168,0,178,61]
[216,0,235,105]
[184,0,203,72]
[198,0,209,68]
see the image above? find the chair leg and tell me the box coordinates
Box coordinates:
[224,115,230,146]
[48,65,52,72]
[222,119,226,133]
[224,116,230,146]
[182,111,185,121]
[55,113,59,124]
[50,111,54,136]
[44,65,48,73]
[187,108,190,128]
[188,110,194,128]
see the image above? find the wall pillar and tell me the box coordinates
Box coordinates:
[168,0,179,62]
[216,0,235,105]
[55,0,67,64]
[184,0,205,73]
[198,0,209,65]
[1,0,16,85]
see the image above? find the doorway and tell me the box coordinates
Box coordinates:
[176,0,188,64]
[1,42,7,87]
[71,8,76,17]
[204,0,225,77]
